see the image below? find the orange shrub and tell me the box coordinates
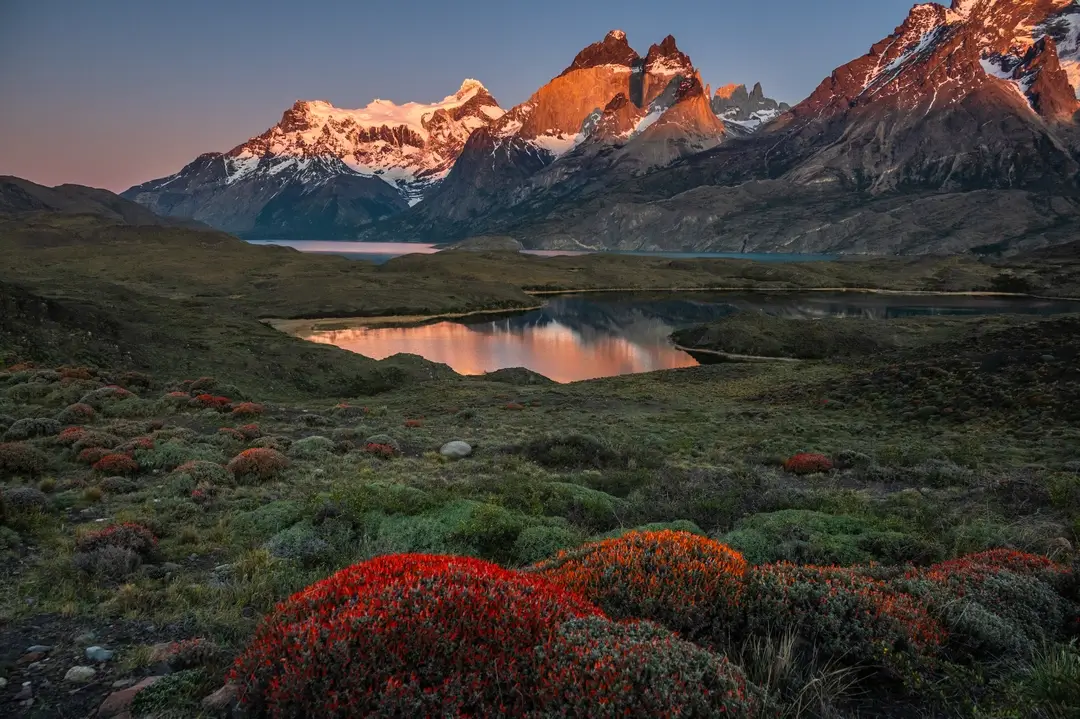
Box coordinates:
[363,443,397,459]
[533,530,746,640]
[218,427,246,442]
[77,447,113,466]
[404,418,423,428]
[231,402,265,418]
[237,424,262,440]
[227,448,289,482]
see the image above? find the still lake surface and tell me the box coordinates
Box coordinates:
[245,240,838,264]
[300,291,1080,383]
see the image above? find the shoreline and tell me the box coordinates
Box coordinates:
[267,304,545,335]
[266,285,1080,335]
[674,345,804,363]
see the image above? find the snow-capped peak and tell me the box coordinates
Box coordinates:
[607,29,626,41]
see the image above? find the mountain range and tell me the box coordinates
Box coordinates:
[123,0,1080,255]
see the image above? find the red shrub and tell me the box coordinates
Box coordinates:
[363,442,397,459]
[116,436,154,453]
[231,402,264,418]
[191,394,232,411]
[504,402,526,411]
[403,418,423,428]
[227,448,289,482]
[77,447,113,466]
[4,362,36,373]
[533,530,746,640]
[236,424,262,440]
[56,426,89,446]
[164,391,190,401]
[923,549,1068,579]
[218,427,246,442]
[75,521,157,556]
[783,452,834,475]
[92,453,140,475]
[230,554,603,718]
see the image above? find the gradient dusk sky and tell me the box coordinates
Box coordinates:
[1,0,920,192]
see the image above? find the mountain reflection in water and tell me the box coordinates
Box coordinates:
[299,292,1080,383]
[305,318,698,383]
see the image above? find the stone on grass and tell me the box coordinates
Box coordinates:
[97,676,160,718]
[64,666,96,683]
[440,440,473,459]
[86,646,114,662]
[25,645,52,654]
[202,682,240,713]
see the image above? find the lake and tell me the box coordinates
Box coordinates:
[297,291,1080,383]
[245,240,838,264]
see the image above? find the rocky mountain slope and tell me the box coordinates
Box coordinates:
[362,32,750,239]
[712,83,790,132]
[369,0,1080,255]
[122,81,505,238]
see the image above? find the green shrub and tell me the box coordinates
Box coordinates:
[539,482,626,531]
[449,502,524,563]
[598,520,706,540]
[332,481,432,517]
[893,551,1075,660]
[517,433,618,469]
[512,524,582,566]
[263,522,333,566]
[719,510,942,566]
[3,417,62,441]
[231,501,306,542]
[135,441,223,472]
[70,431,122,454]
[287,436,336,460]
[131,669,209,715]
[737,564,944,681]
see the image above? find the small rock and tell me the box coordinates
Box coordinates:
[0,676,8,689]
[25,645,53,654]
[112,678,136,689]
[439,440,473,459]
[18,652,46,665]
[202,682,240,714]
[15,681,32,700]
[97,676,160,718]
[64,666,96,684]
[85,646,115,662]
[74,631,98,645]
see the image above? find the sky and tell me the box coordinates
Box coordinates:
[0,0,921,192]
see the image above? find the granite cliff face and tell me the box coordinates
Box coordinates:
[122,81,504,238]
[370,1,1080,255]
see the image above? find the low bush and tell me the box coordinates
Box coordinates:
[56,402,95,424]
[77,447,113,465]
[230,554,603,718]
[894,550,1075,660]
[79,385,135,409]
[720,510,943,566]
[116,436,154,453]
[92,453,139,475]
[0,442,49,476]
[75,522,157,555]
[3,417,62,441]
[783,453,834,475]
[518,433,619,469]
[737,563,944,679]
[363,442,398,459]
[533,530,747,641]
[70,431,122,455]
[191,394,232,411]
[218,427,245,443]
[3,486,49,514]
[287,436,335,460]
[227,448,290,483]
[231,402,265,418]
[135,441,222,472]
[535,617,762,718]
[237,423,262,440]
[72,545,142,581]
[512,524,582,566]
